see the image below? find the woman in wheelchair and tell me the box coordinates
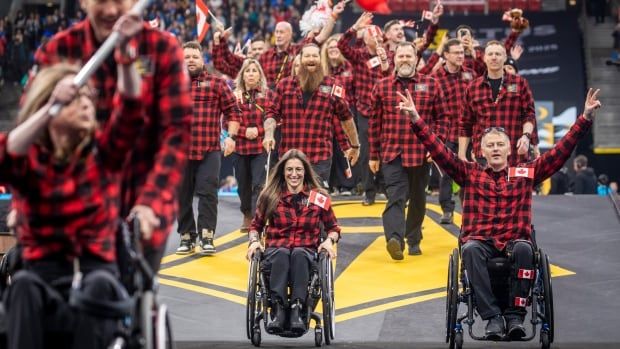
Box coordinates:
[0,14,146,349]
[398,88,601,341]
[246,149,340,334]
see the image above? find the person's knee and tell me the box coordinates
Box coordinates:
[81,270,128,301]
[461,241,484,261]
[511,241,534,259]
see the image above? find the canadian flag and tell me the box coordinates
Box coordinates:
[518,268,535,280]
[196,0,210,43]
[422,10,434,21]
[508,167,534,179]
[331,85,345,99]
[309,190,331,210]
[514,297,528,308]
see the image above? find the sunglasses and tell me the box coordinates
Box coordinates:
[483,126,506,134]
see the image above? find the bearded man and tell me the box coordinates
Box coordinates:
[264,43,360,186]
[368,41,449,260]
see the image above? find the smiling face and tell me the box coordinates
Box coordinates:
[444,43,465,68]
[481,131,511,170]
[300,45,320,72]
[385,22,404,44]
[80,0,134,42]
[284,158,305,193]
[394,44,417,78]
[249,40,266,58]
[183,47,204,77]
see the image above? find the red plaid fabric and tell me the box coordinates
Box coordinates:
[432,65,476,143]
[212,37,313,87]
[266,76,353,163]
[235,88,274,155]
[0,97,144,262]
[338,29,394,118]
[329,60,356,107]
[250,189,341,249]
[464,31,520,77]
[417,52,441,76]
[411,115,592,251]
[459,73,537,165]
[34,20,192,249]
[189,71,241,159]
[368,74,449,167]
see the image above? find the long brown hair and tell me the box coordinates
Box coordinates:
[256,149,324,221]
[320,34,345,77]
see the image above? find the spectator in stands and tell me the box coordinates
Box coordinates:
[597,174,613,196]
[549,167,570,194]
[7,30,28,84]
[572,155,597,194]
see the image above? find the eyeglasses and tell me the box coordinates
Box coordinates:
[483,126,506,134]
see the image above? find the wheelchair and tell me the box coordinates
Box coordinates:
[246,249,335,347]
[0,219,173,349]
[445,235,554,349]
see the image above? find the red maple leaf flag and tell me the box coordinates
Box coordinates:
[517,268,535,280]
[196,0,210,43]
[331,84,345,99]
[422,10,434,21]
[508,167,534,179]
[308,190,331,210]
[514,297,528,307]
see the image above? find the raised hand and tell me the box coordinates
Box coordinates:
[48,76,79,107]
[333,0,348,16]
[583,88,602,120]
[396,89,419,121]
[511,44,524,60]
[114,11,143,52]
[432,2,444,23]
[353,12,373,31]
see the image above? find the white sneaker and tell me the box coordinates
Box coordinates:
[199,229,216,255]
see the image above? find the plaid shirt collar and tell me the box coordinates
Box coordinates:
[391,73,420,84]
[483,165,509,178]
[191,70,208,82]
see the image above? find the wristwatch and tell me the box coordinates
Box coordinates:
[522,132,531,140]
[350,144,361,149]
[229,134,237,141]
[329,236,338,244]
[248,237,259,246]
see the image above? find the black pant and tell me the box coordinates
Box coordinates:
[357,115,382,199]
[461,240,534,320]
[312,159,332,189]
[329,135,355,191]
[231,152,267,217]
[264,247,315,305]
[177,151,221,239]
[381,156,431,247]
[5,259,121,349]
[439,141,458,213]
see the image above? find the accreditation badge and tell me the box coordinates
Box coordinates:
[414,83,428,92]
[507,83,518,93]
[135,56,155,77]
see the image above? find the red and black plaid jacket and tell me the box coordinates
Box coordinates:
[250,189,341,249]
[266,75,353,164]
[464,31,519,77]
[369,74,449,167]
[459,73,537,165]
[34,20,192,249]
[329,60,356,107]
[411,115,592,251]
[338,29,394,118]
[0,96,144,262]
[213,37,313,87]
[432,65,476,143]
[189,71,241,159]
[234,88,273,155]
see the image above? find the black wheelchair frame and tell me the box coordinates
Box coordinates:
[445,236,554,349]
[246,249,335,347]
[0,219,174,349]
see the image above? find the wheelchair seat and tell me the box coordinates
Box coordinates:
[486,257,511,273]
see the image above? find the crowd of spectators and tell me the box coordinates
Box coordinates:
[0,0,314,86]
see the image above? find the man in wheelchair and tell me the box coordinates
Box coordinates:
[398,88,602,340]
[246,149,339,334]
[0,12,147,348]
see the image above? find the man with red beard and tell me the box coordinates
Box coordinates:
[175,41,241,255]
[264,44,360,186]
[32,0,192,270]
[369,42,449,260]
[431,39,475,225]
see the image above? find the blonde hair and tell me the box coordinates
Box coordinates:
[234,59,268,95]
[320,34,345,77]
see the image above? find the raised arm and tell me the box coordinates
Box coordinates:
[533,89,600,183]
[338,12,373,62]
[212,28,243,77]
[458,87,475,161]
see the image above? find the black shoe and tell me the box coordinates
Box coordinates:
[440,212,454,224]
[175,233,195,255]
[289,301,305,333]
[408,243,422,255]
[267,303,286,333]
[199,229,216,255]
[485,314,505,340]
[506,317,526,340]
[362,197,375,206]
[386,237,404,260]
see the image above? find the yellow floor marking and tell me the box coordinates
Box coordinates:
[340,226,384,233]
[160,229,245,264]
[159,278,246,305]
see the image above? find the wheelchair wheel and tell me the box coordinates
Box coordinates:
[320,253,335,345]
[140,290,155,349]
[539,249,554,345]
[155,303,174,349]
[246,253,261,340]
[445,248,459,349]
